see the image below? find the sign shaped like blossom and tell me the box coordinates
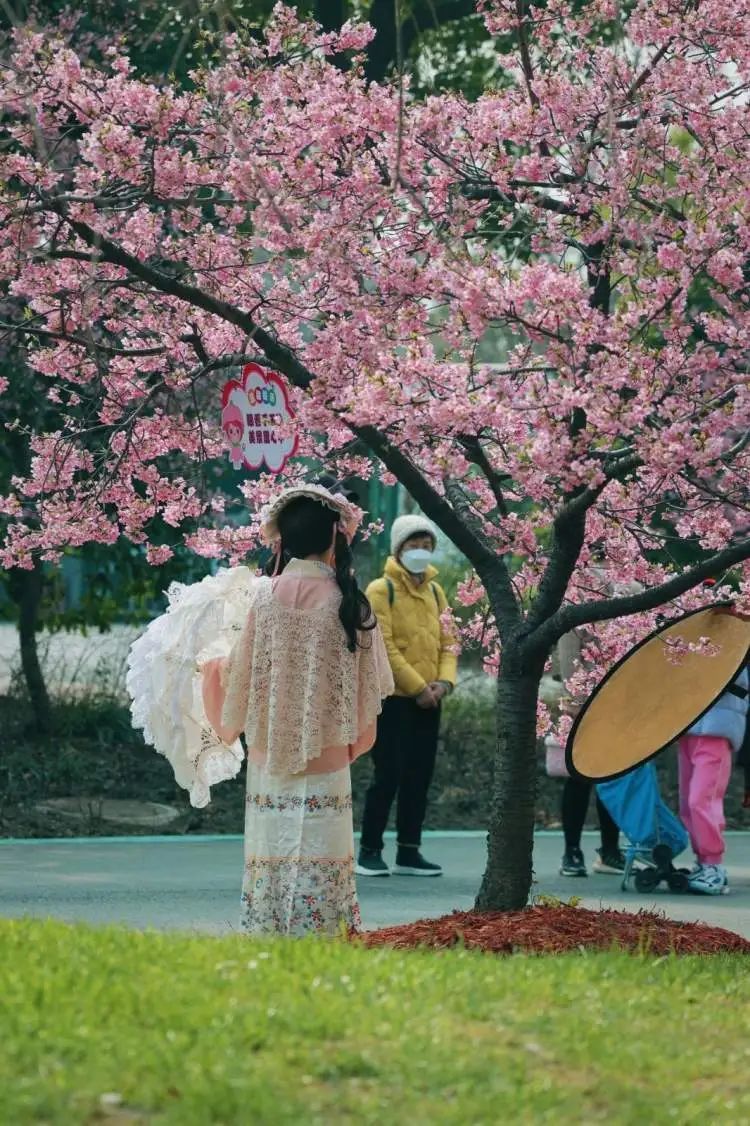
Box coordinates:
[221,363,298,473]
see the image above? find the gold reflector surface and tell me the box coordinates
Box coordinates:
[567,606,750,781]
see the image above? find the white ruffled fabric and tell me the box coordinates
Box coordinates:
[126,566,260,808]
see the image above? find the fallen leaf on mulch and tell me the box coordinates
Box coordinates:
[357,905,750,956]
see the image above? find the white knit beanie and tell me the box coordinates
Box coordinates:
[390,514,438,557]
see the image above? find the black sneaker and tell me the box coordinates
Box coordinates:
[592,847,626,875]
[355,848,390,877]
[560,847,587,877]
[393,847,442,876]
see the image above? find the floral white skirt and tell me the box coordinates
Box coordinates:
[241,762,361,936]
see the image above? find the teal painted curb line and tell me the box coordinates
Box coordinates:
[0,830,482,845]
[2,829,750,846]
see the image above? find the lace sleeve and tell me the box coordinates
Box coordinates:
[351,623,394,749]
[369,623,396,702]
[220,607,257,741]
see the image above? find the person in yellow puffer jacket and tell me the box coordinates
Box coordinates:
[357,514,458,878]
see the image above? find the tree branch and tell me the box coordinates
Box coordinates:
[0,320,166,358]
[625,38,674,102]
[443,476,520,633]
[351,423,498,570]
[527,452,645,629]
[460,436,510,516]
[64,224,514,572]
[45,204,315,391]
[515,0,540,110]
[525,536,750,656]
[527,505,589,633]
[35,202,507,572]
[461,182,585,218]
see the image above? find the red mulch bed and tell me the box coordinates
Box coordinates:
[358,905,750,956]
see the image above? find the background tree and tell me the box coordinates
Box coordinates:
[0,0,487,87]
[0,0,749,907]
[0,297,68,731]
[0,295,222,728]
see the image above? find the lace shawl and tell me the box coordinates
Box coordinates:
[221,571,394,775]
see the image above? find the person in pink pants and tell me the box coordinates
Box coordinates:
[678,666,749,895]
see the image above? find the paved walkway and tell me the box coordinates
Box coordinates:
[2,831,749,937]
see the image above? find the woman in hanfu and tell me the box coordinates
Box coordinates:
[127,482,393,936]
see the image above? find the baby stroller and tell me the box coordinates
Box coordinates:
[597,762,690,893]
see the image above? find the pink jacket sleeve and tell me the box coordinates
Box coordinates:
[201,657,237,745]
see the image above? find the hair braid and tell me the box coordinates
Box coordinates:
[333,531,376,652]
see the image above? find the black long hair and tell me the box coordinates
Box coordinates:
[265,494,376,652]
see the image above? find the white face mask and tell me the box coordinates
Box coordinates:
[401,548,434,574]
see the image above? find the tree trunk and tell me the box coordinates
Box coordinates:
[475,667,541,911]
[11,563,52,733]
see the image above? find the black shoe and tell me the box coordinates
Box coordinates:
[393,847,442,876]
[560,847,587,877]
[355,848,390,877]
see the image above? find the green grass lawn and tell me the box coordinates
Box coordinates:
[1,919,749,1125]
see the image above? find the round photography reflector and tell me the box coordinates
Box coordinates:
[566,604,750,782]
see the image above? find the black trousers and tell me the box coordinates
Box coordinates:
[360,696,441,852]
[562,775,619,853]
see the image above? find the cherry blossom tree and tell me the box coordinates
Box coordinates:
[1,0,749,908]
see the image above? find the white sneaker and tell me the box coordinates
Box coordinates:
[688,863,729,896]
[592,848,626,875]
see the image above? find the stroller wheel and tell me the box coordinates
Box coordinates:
[634,867,662,892]
[666,871,690,893]
[651,844,674,871]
